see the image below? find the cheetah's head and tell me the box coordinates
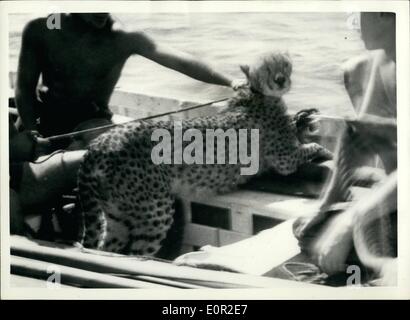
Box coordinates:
[240,52,292,98]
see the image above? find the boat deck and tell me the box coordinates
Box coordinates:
[9,171,371,289]
[7,74,373,288]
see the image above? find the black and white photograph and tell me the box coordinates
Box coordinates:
[1,0,409,299]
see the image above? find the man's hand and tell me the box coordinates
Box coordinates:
[10,130,36,162]
[9,130,52,162]
[32,132,52,159]
[308,210,354,275]
[230,78,248,91]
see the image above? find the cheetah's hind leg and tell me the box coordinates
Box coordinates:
[77,153,109,251]
[77,149,135,253]
[79,157,176,256]
[120,162,175,256]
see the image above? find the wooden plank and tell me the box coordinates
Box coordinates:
[242,173,325,198]
[176,219,301,276]
[10,274,74,288]
[185,190,317,223]
[10,236,322,288]
[218,229,248,246]
[230,206,253,234]
[11,255,172,289]
[180,183,370,226]
[180,244,195,255]
[252,214,283,235]
[180,199,192,222]
[188,190,298,210]
[183,223,219,247]
[110,90,203,120]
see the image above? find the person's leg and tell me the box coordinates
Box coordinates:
[10,188,25,235]
[18,150,87,209]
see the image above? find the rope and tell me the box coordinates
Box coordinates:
[281,262,328,284]
[46,97,230,142]
[33,149,66,164]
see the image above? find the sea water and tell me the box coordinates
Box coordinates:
[9,12,365,117]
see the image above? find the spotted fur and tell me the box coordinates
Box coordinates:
[77,52,333,256]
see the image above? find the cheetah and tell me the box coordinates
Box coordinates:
[77,52,333,256]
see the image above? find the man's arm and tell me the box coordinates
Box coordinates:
[125,31,235,88]
[342,53,370,113]
[15,19,43,131]
[349,114,397,146]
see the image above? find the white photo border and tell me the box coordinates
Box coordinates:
[1,0,409,300]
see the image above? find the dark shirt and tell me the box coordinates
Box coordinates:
[36,89,113,137]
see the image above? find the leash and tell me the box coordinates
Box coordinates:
[33,149,67,164]
[34,93,355,143]
[46,97,230,142]
[310,114,354,122]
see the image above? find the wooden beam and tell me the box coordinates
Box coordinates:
[11,236,322,288]
[11,255,172,289]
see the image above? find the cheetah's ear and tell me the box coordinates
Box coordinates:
[240,65,250,79]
